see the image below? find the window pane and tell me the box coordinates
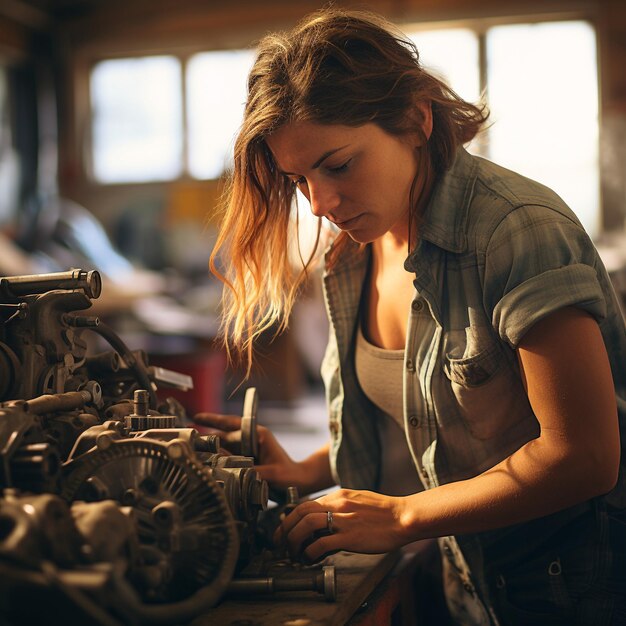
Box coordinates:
[186,49,256,180]
[406,28,482,154]
[487,21,599,236]
[406,28,481,104]
[91,56,183,183]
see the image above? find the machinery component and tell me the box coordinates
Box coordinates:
[125,390,178,431]
[9,442,60,493]
[227,565,337,601]
[150,367,193,391]
[0,269,102,300]
[61,437,239,622]
[219,386,259,459]
[0,341,20,399]
[62,437,238,594]
[0,491,85,569]
[0,399,62,493]
[0,270,334,625]
[0,269,179,412]
[241,386,259,459]
[284,486,300,516]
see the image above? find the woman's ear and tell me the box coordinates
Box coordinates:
[415,100,433,146]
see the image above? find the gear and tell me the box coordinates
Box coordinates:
[61,438,238,607]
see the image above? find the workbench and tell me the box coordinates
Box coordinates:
[190,539,449,626]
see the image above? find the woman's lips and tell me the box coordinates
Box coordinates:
[333,213,363,228]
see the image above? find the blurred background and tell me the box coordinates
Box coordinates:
[0,0,625,427]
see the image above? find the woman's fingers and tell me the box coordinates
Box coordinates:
[193,412,243,432]
[274,500,342,561]
[275,499,322,541]
[301,530,341,563]
[274,489,409,562]
[290,513,341,562]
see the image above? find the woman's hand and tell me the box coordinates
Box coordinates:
[274,488,411,563]
[193,412,334,494]
[193,411,302,488]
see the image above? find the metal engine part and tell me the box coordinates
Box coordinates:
[61,436,240,624]
[0,270,333,625]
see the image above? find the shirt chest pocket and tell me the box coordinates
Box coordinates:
[442,326,532,440]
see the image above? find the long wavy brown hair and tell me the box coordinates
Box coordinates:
[210,7,488,370]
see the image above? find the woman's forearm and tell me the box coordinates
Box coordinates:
[298,442,335,496]
[401,433,617,541]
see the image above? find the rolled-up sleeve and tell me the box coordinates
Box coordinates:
[484,205,606,348]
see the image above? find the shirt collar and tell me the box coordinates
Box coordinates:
[408,147,478,262]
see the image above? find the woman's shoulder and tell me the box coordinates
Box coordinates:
[471,154,578,222]
[421,148,590,256]
[463,152,591,254]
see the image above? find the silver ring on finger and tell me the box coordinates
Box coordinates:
[326,510,335,534]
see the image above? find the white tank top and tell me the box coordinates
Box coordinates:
[355,325,423,496]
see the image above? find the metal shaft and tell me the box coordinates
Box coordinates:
[0,270,102,299]
[226,566,336,601]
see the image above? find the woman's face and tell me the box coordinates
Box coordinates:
[266,121,422,245]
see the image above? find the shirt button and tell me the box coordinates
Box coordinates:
[406,359,415,371]
[411,300,423,312]
[409,415,420,428]
[329,422,338,435]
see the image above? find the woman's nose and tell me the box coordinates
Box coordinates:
[307,182,340,219]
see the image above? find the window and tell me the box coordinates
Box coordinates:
[90,56,183,183]
[406,20,599,237]
[408,28,480,104]
[89,49,254,184]
[186,50,256,179]
[486,21,599,236]
[88,19,600,235]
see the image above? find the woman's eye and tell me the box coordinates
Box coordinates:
[328,159,352,174]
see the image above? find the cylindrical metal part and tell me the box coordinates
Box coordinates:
[10,442,61,490]
[64,315,100,328]
[282,486,300,518]
[196,435,221,453]
[84,351,120,374]
[286,486,299,505]
[0,269,102,299]
[133,390,149,417]
[25,390,91,415]
[226,565,336,601]
[151,501,181,529]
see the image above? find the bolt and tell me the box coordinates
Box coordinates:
[133,390,149,417]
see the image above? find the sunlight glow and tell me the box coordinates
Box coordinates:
[487,21,599,236]
[186,49,256,180]
[91,56,183,183]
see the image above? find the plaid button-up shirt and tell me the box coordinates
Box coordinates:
[320,147,626,624]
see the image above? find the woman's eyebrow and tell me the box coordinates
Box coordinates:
[281,145,349,175]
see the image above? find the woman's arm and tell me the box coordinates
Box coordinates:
[277,307,620,560]
[257,441,335,495]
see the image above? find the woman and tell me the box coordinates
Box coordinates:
[198,8,626,625]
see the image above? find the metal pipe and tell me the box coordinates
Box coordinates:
[0,270,101,299]
[226,566,336,601]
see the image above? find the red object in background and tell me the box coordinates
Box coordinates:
[152,348,227,417]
